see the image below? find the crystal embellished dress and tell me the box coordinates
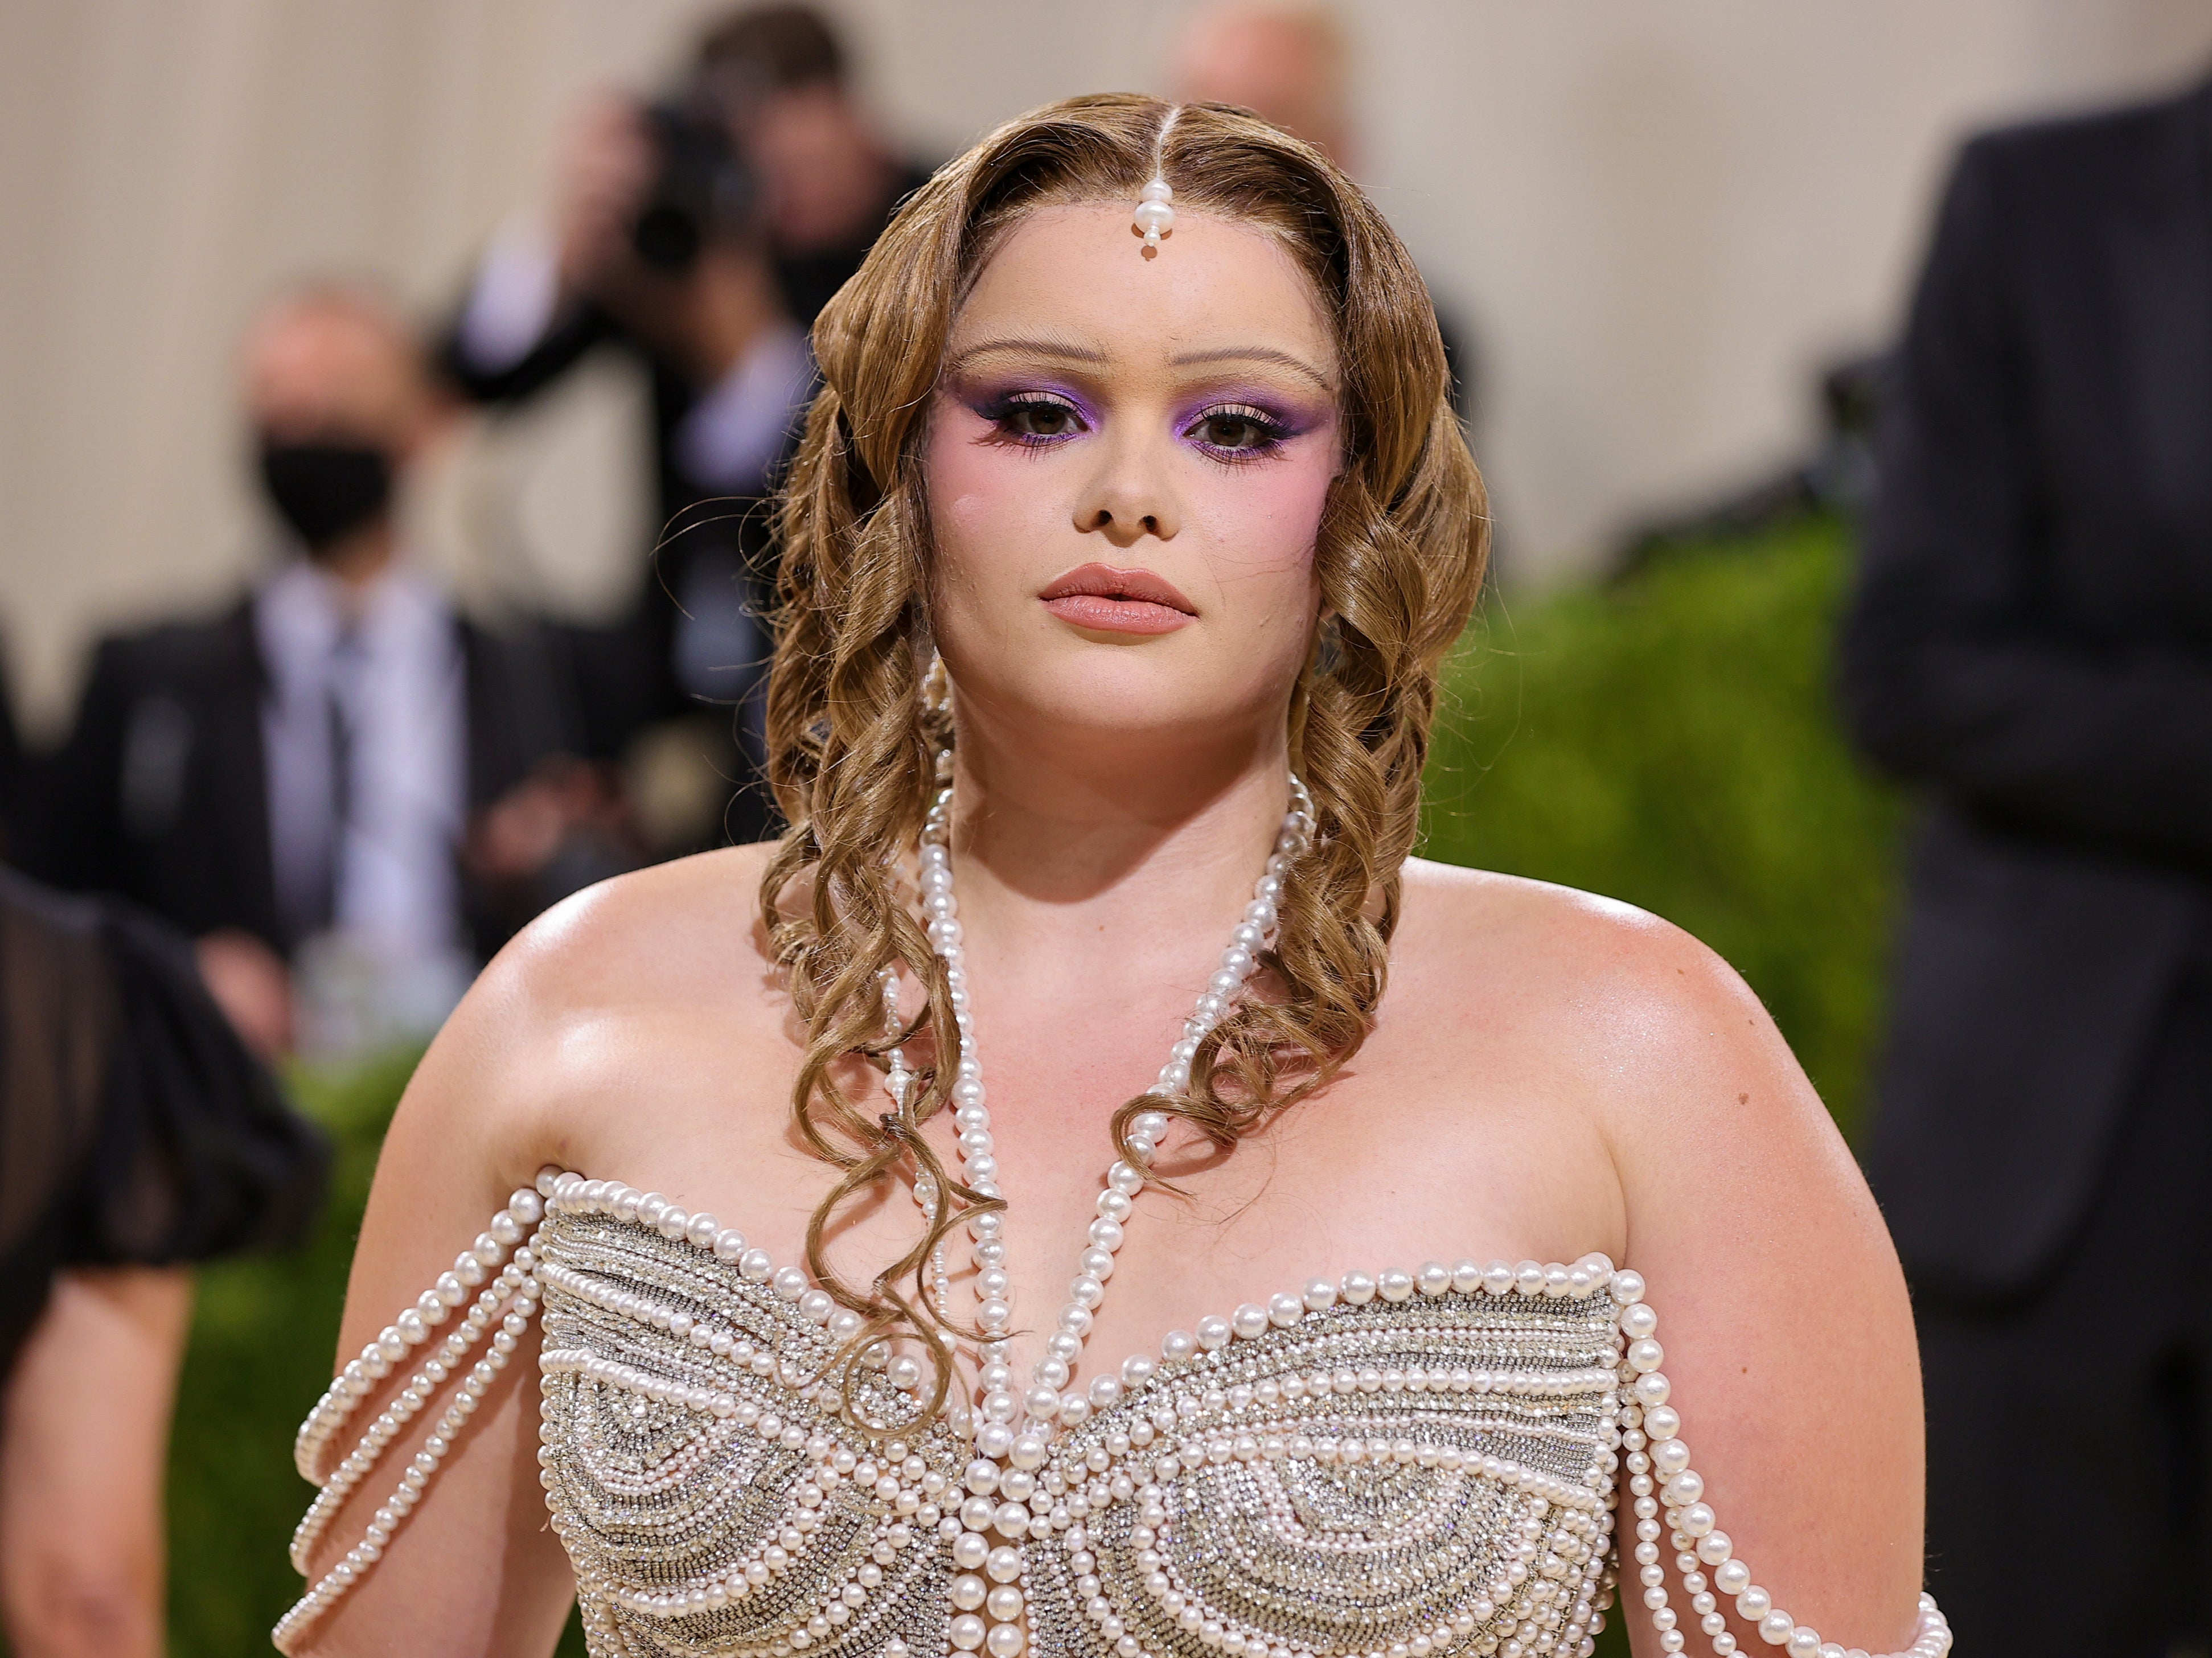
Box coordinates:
[277,1173,1951,1658]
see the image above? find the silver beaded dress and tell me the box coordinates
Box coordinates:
[279,1173,1952,1658]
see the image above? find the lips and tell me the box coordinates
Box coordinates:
[1039,563,1197,636]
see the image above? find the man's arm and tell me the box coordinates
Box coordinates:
[1840,136,2212,869]
[440,97,657,408]
[437,221,618,407]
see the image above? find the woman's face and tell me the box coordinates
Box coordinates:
[925,201,1341,759]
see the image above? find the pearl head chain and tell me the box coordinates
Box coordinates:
[1134,177,1176,248]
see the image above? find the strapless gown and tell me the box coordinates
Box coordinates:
[277,1173,1951,1658]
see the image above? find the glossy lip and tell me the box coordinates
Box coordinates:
[1038,563,1197,635]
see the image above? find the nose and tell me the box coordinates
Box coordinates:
[1073,428,1180,548]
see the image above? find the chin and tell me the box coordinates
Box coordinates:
[1008,662,1287,749]
[940,611,1309,754]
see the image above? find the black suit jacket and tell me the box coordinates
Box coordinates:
[1841,79,2212,1299]
[23,587,584,962]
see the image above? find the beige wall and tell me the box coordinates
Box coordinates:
[3,0,2209,735]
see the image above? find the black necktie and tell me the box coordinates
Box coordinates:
[311,626,362,934]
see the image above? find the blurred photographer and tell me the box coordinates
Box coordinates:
[444,5,926,848]
[1171,1,1475,421]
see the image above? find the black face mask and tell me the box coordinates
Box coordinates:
[258,438,393,551]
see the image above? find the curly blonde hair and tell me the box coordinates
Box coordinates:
[756,93,1487,1427]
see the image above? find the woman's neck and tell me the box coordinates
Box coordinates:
[940,713,1293,990]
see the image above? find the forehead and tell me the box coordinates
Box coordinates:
[950,202,1336,375]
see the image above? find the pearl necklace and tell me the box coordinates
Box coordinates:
[880,773,1312,1658]
[889,772,1314,1462]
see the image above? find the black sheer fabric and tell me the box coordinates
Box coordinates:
[0,864,329,1380]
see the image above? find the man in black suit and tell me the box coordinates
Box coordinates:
[1842,75,2212,1655]
[27,284,626,1057]
[442,4,929,847]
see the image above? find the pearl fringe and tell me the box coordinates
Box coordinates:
[273,1189,545,1653]
[1608,1283,1951,1658]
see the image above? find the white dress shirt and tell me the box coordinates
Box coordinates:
[255,555,473,1048]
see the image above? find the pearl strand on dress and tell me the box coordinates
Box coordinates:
[1608,1279,1952,1658]
[292,1187,545,1483]
[272,1188,548,1655]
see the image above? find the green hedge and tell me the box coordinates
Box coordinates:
[162,515,1899,1652]
[1423,516,1902,1136]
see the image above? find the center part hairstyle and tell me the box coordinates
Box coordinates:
[757,93,1487,1427]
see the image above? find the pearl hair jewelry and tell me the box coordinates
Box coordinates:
[1133,177,1176,249]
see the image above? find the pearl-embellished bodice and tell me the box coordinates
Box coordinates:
[277,1174,1954,1658]
[534,1197,1622,1658]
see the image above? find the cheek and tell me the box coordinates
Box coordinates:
[1188,445,1337,619]
[923,417,1058,600]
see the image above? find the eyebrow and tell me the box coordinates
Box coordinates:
[942,336,1337,397]
[1168,346,1337,397]
[943,336,1110,376]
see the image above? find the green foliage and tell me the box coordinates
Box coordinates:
[1421,517,1902,1137]
[157,516,1899,1653]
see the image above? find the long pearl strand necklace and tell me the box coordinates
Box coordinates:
[881,771,1312,1657]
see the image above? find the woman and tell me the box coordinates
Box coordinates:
[0,865,326,1657]
[284,97,1943,1658]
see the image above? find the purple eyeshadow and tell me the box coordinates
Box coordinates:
[1170,388,1314,436]
[957,375,1329,461]
[969,385,1097,424]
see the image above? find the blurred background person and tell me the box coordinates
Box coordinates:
[1172,0,1475,421]
[1175,0,1357,172]
[442,2,928,849]
[0,864,325,1657]
[1842,69,2212,1657]
[22,282,629,1060]
[0,647,20,861]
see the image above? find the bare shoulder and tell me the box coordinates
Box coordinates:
[1387,855,1872,1259]
[1398,855,1704,978]
[1387,875,1920,1648]
[310,846,797,1652]
[487,839,781,1018]
[388,840,791,1190]
[1393,856,1790,1115]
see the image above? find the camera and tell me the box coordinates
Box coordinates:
[629,88,760,273]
